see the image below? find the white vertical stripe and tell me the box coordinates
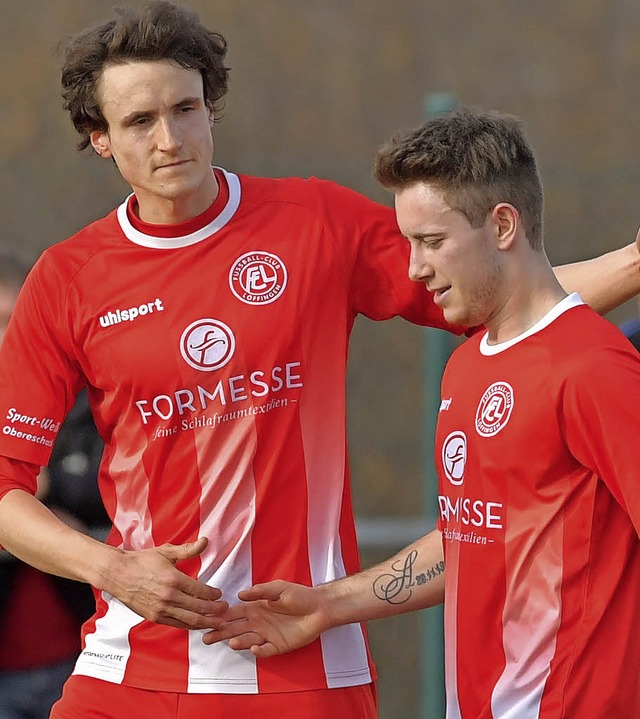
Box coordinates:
[74,592,144,683]
[444,539,462,719]
[74,427,153,683]
[490,513,563,718]
[107,427,154,551]
[299,377,371,688]
[320,624,372,688]
[187,416,258,692]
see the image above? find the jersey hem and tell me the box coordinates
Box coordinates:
[72,665,374,694]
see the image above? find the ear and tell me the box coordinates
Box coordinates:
[89,129,113,159]
[490,203,519,250]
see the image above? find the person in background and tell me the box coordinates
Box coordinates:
[0,248,109,719]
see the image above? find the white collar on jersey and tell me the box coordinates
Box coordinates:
[116,167,241,249]
[479,292,585,356]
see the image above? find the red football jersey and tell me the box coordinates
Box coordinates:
[0,169,452,693]
[436,294,640,718]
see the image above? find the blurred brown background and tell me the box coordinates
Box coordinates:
[2,1,640,716]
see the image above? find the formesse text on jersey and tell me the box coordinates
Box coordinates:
[135,362,303,425]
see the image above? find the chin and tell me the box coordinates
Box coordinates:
[445,310,480,330]
[443,307,465,325]
[155,178,200,199]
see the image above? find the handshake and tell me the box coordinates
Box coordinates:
[105,533,444,656]
[203,579,332,658]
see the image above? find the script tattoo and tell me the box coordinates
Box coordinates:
[415,560,445,586]
[372,551,445,605]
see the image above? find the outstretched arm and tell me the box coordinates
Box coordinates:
[206,528,445,657]
[553,233,640,314]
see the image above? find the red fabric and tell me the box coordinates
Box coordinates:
[51,676,377,719]
[0,455,39,502]
[437,298,640,718]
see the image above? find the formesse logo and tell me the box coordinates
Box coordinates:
[438,495,504,532]
[135,361,304,425]
[180,319,235,371]
[442,431,467,485]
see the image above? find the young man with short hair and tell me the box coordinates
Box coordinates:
[210,109,640,719]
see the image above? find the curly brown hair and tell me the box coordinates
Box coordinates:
[374,108,544,250]
[60,1,230,151]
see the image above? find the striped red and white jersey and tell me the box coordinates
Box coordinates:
[0,169,451,694]
[436,294,640,719]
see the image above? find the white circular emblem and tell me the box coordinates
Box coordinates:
[229,252,288,305]
[180,319,235,372]
[475,382,514,437]
[442,431,467,485]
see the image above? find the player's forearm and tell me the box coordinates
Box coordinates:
[553,241,640,314]
[0,488,119,588]
[320,529,445,628]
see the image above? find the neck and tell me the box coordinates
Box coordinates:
[485,251,567,344]
[134,171,219,225]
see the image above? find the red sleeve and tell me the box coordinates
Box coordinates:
[314,180,465,332]
[560,343,640,537]
[0,454,40,502]
[0,252,83,466]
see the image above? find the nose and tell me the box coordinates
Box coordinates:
[155,116,183,152]
[408,244,433,283]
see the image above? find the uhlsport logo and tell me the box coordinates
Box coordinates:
[442,431,467,485]
[475,382,514,437]
[180,319,235,372]
[99,298,164,327]
[229,252,287,305]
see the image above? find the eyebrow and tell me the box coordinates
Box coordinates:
[120,96,203,125]
[174,96,202,108]
[409,232,445,240]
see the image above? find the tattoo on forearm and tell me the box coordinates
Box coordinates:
[372,550,445,605]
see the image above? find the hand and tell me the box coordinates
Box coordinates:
[102,537,228,630]
[203,580,330,657]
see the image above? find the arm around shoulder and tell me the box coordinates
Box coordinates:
[553,235,640,314]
